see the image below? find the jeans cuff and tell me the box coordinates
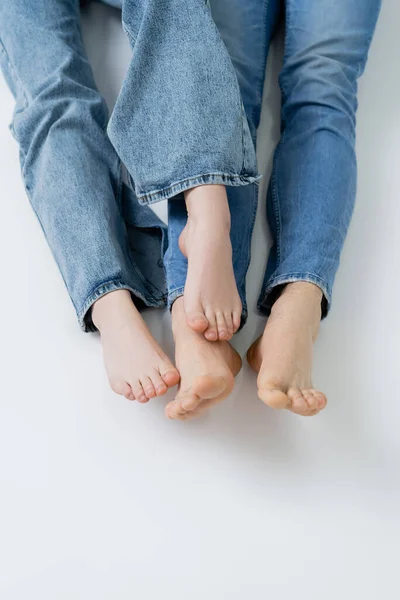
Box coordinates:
[167,287,185,310]
[137,172,261,205]
[78,280,166,333]
[257,273,332,319]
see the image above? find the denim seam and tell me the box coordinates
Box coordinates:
[137,172,261,205]
[167,287,185,310]
[124,234,166,302]
[240,102,246,176]
[269,132,284,269]
[251,0,271,129]
[236,182,259,306]
[16,150,76,315]
[78,279,166,331]
[0,36,29,138]
[355,1,382,77]
[116,166,165,301]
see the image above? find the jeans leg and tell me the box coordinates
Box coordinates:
[258,0,382,317]
[108,0,259,205]
[164,0,280,321]
[0,0,166,330]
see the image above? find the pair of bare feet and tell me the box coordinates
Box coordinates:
[92,185,327,420]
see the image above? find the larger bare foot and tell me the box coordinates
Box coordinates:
[247,282,327,417]
[180,185,242,342]
[92,290,180,402]
[165,297,242,420]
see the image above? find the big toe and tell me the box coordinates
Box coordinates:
[258,385,290,409]
[192,373,233,401]
[185,307,209,333]
[161,366,180,388]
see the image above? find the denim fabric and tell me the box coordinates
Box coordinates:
[0,0,259,330]
[212,0,381,317]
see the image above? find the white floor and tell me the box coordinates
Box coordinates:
[1,3,400,598]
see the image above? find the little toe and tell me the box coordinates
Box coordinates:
[224,312,234,339]
[111,381,133,400]
[232,309,242,333]
[216,312,229,341]
[311,389,327,410]
[204,312,218,341]
[288,388,308,414]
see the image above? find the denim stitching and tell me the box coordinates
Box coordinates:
[259,273,332,307]
[251,0,272,130]
[79,280,166,331]
[269,130,284,269]
[0,36,29,139]
[237,182,259,306]
[138,172,261,205]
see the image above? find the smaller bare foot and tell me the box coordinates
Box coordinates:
[165,297,242,420]
[179,185,242,342]
[247,282,327,417]
[92,290,180,402]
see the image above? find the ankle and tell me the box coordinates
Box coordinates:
[171,297,187,338]
[271,282,323,330]
[92,289,134,332]
[184,185,231,230]
[278,282,323,306]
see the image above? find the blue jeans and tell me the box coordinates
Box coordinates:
[0,0,258,330]
[212,0,381,317]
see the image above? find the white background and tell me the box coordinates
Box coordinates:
[1,2,399,598]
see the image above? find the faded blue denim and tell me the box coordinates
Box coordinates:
[0,0,258,330]
[212,0,381,317]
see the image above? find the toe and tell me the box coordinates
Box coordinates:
[185,305,209,333]
[287,388,308,414]
[150,369,168,396]
[257,380,289,409]
[216,312,229,341]
[232,308,242,333]
[140,376,156,400]
[204,311,218,341]
[160,366,180,388]
[165,399,186,420]
[181,393,201,412]
[302,389,319,411]
[311,389,328,410]
[132,382,148,404]
[111,381,134,400]
[224,312,234,339]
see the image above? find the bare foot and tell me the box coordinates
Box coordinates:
[247,282,327,416]
[92,290,180,402]
[180,185,242,342]
[165,297,242,420]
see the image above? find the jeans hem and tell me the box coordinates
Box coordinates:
[78,280,166,333]
[257,273,332,319]
[167,287,185,310]
[137,172,262,205]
